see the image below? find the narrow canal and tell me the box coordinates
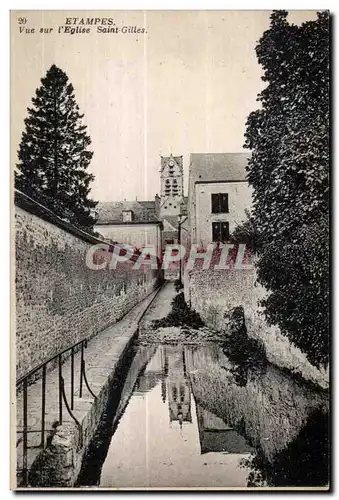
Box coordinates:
[78,341,329,488]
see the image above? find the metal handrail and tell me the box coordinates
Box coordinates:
[16,337,97,486]
[16,337,88,387]
[16,283,164,486]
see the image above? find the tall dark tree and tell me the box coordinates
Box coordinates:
[244,11,330,367]
[15,64,97,229]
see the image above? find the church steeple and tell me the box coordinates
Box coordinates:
[159,154,184,217]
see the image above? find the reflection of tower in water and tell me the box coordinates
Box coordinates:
[133,346,192,428]
[164,346,192,428]
[160,346,168,403]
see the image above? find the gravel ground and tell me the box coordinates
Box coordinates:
[139,282,226,345]
[138,325,226,345]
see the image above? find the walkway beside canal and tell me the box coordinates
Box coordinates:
[140,280,175,323]
[15,283,166,487]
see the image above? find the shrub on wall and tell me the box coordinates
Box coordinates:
[231,210,261,253]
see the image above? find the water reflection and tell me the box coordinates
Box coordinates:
[196,406,252,455]
[186,344,329,488]
[99,345,253,488]
[79,343,329,489]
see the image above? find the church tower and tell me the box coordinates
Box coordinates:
[159,154,184,217]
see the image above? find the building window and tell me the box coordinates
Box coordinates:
[211,193,229,213]
[212,221,229,242]
[122,210,133,222]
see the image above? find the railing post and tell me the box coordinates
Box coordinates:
[71,347,74,410]
[79,342,84,398]
[58,354,62,424]
[22,378,28,486]
[40,365,46,447]
[16,336,97,484]
[82,358,97,401]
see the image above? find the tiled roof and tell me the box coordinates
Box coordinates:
[190,153,251,183]
[138,200,156,210]
[96,200,158,224]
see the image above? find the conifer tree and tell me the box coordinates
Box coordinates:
[15,64,97,229]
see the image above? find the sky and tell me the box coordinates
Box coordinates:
[11,10,319,202]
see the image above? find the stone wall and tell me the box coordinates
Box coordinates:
[15,193,161,380]
[184,266,329,389]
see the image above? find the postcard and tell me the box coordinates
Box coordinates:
[11,9,330,490]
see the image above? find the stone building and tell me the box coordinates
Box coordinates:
[187,153,252,249]
[94,200,163,257]
[95,154,188,263]
[157,154,188,248]
[159,155,184,217]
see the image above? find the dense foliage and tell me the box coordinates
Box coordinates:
[244,11,329,367]
[15,64,97,229]
[151,292,204,330]
[231,209,261,252]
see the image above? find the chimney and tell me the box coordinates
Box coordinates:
[155,193,160,217]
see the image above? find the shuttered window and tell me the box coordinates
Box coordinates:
[211,193,229,213]
[212,222,230,242]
